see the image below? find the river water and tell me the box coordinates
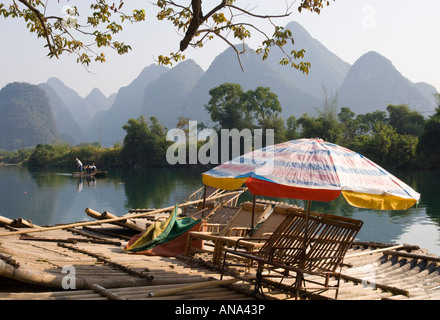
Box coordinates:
[1,165,439,255]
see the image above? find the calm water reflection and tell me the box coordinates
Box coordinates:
[1,166,439,255]
[0,166,204,226]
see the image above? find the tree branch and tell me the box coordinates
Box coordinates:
[17,0,56,57]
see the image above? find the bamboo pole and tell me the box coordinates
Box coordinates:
[339,273,410,296]
[382,250,440,263]
[345,244,406,258]
[0,215,13,226]
[86,208,144,232]
[148,278,241,297]
[0,191,241,237]
[0,258,86,289]
[10,218,39,228]
[90,284,127,300]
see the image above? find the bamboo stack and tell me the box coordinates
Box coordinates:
[85,208,145,232]
[0,215,13,226]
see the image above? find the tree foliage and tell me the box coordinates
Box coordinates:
[0,1,145,66]
[296,88,342,143]
[417,94,440,169]
[205,83,285,142]
[24,142,121,169]
[155,0,333,72]
[26,144,56,167]
[0,0,334,70]
[205,83,247,130]
[387,104,425,136]
[120,116,170,167]
[19,83,438,171]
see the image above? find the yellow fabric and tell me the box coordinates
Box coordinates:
[342,191,418,210]
[202,174,247,191]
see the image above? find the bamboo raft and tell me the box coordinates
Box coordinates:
[1,205,440,300]
[72,171,108,178]
[0,218,251,300]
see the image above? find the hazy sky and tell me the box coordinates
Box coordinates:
[0,0,439,98]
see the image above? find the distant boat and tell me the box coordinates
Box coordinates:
[72,171,108,178]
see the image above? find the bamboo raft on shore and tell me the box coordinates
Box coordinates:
[1,201,440,300]
[0,215,255,300]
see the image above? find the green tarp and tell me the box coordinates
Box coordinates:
[124,205,201,254]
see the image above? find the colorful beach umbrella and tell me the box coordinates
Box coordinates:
[202,138,420,211]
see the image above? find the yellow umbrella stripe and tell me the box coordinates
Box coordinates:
[202,174,248,191]
[342,191,419,211]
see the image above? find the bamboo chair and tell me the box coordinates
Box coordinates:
[184,186,244,217]
[189,197,242,222]
[184,201,272,260]
[207,205,303,264]
[220,210,363,299]
[134,187,245,228]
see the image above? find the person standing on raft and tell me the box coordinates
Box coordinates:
[75,158,83,173]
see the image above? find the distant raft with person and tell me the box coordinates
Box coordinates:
[73,162,108,178]
[72,170,108,178]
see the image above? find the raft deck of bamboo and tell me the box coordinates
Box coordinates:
[1,210,440,300]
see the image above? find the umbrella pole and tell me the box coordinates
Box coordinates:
[303,200,312,252]
[251,194,256,235]
[202,185,207,211]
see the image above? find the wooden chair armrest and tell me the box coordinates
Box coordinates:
[198,223,226,233]
[225,227,250,237]
[202,223,226,227]
[234,238,269,250]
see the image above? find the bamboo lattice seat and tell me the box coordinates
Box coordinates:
[184,186,244,217]
[189,203,240,224]
[220,210,363,299]
[184,202,272,262]
[195,204,303,265]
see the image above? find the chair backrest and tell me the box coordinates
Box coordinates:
[257,209,324,263]
[302,214,363,273]
[216,201,272,236]
[203,205,241,225]
[257,210,363,273]
[252,205,302,239]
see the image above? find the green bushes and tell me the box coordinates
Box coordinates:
[119,116,171,168]
[25,143,120,170]
[22,115,171,169]
[0,148,33,164]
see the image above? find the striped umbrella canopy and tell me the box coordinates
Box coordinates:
[202,138,420,211]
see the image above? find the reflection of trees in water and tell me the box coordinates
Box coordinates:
[29,168,72,188]
[0,166,58,224]
[404,170,440,225]
[119,167,205,210]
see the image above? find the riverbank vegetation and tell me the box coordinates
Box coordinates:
[2,85,439,171]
